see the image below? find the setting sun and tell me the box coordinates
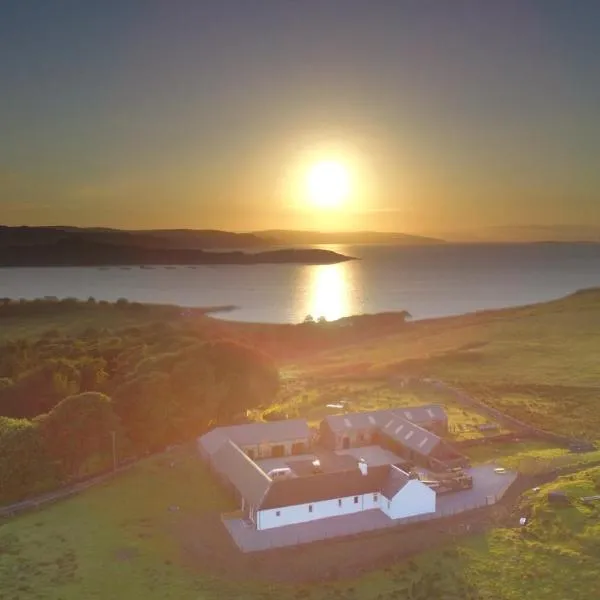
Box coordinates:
[306,161,350,208]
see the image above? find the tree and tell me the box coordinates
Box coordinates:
[0,416,55,503]
[38,392,121,478]
[77,356,108,391]
[203,340,280,422]
[112,373,176,452]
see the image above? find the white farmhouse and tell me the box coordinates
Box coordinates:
[256,460,435,530]
[198,418,436,533]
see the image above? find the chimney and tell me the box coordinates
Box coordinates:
[358,458,368,476]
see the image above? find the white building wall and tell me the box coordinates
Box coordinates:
[384,480,436,520]
[362,491,381,511]
[257,480,435,530]
[258,493,371,530]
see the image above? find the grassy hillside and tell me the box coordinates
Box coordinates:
[289,289,600,440]
[296,289,600,386]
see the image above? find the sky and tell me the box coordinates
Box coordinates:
[1,0,599,235]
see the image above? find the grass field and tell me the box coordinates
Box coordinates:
[2,445,599,600]
[459,388,600,440]
[294,289,600,387]
[463,440,600,474]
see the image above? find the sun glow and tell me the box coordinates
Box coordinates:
[306,161,350,208]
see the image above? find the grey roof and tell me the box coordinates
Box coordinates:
[260,464,392,509]
[198,419,311,456]
[380,415,442,457]
[390,404,447,425]
[324,411,382,432]
[323,405,446,434]
[210,440,271,505]
[381,466,411,500]
[197,428,228,455]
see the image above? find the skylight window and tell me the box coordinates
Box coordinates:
[368,416,376,425]
[426,408,435,419]
[343,418,352,428]
[418,437,428,448]
[395,425,404,434]
[404,431,414,440]
[404,411,413,420]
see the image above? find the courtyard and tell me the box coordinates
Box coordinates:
[255,444,409,477]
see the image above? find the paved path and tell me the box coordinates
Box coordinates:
[223,464,517,552]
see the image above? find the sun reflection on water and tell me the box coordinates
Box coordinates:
[302,260,357,322]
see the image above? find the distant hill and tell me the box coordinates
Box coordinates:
[252,230,444,245]
[0,236,354,267]
[0,226,268,250]
[0,226,444,249]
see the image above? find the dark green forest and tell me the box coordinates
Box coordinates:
[0,300,279,504]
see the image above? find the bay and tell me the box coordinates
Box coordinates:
[1,243,600,324]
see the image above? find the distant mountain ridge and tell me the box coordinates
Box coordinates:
[0,226,443,249]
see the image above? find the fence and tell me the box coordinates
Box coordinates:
[0,443,189,520]
[0,462,137,520]
[453,432,533,448]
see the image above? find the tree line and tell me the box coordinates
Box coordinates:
[0,321,279,504]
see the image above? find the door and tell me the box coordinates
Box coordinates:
[271,444,285,458]
[291,442,306,455]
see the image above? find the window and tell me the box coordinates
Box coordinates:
[387,500,391,510]
[275,510,281,517]
[353,496,359,504]
[373,494,379,503]
[338,499,342,507]
[308,504,313,513]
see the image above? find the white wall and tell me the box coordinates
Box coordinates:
[382,480,436,520]
[257,480,435,530]
[258,493,377,530]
